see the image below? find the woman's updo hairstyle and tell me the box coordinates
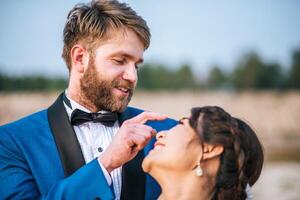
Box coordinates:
[189,106,264,200]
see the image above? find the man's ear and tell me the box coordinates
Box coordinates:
[202,144,224,161]
[70,44,89,74]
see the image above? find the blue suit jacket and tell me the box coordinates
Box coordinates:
[0,93,177,200]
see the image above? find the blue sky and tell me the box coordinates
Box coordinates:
[0,0,300,77]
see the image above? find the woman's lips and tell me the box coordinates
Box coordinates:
[154,141,165,150]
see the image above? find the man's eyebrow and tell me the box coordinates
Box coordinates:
[110,51,144,63]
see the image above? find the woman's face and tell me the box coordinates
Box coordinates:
[142,118,203,173]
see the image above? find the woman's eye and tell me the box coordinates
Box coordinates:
[178,117,189,125]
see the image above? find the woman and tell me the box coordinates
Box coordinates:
[142,106,264,200]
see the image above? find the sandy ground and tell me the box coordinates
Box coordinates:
[1,90,300,154]
[253,162,300,200]
[1,91,300,199]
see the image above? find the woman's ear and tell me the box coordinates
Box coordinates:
[70,44,89,74]
[202,144,224,161]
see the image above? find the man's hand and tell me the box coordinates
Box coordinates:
[99,112,167,173]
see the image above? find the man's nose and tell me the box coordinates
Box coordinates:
[122,65,137,84]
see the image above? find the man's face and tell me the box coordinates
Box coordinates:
[80,28,144,112]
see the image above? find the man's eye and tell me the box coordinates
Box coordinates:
[135,63,143,71]
[113,59,125,65]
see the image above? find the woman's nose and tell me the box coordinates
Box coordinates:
[156,131,166,140]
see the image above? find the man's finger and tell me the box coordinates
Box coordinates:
[128,134,149,151]
[124,112,167,125]
[129,124,157,138]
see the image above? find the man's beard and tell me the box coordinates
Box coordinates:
[80,59,134,112]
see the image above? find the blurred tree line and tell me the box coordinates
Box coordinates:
[0,49,300,91]
[0,75,67,91]
[207,49,300,90]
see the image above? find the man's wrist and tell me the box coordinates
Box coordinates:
[97,158,113,186]
[98,154,114,174]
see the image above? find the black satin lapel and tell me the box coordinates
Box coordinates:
[47,93,85,177]
[120,150,145,200]
[119,107,145,200]
[117,108,131,126]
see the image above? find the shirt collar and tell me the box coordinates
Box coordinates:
[63,90,92,119]
[63,90,112,119]
[63,90,120,127]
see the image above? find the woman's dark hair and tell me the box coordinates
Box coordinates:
[189,106,264,200]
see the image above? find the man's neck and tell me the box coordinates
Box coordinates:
[67,86,98,112]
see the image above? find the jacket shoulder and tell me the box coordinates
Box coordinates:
[125,106,144,115]
[0,109,48,137]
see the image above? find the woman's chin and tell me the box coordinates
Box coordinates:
[142,152,166,176]
[142,156,151,173]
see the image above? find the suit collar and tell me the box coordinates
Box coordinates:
[118,107,146,200]
[120,150,145,200]
[117,107,134,126]
[48,93,146,199]
[47,93,85,176]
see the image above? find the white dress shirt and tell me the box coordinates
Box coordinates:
[63,93,122,200]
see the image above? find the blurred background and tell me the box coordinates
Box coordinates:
[1,0,300,199]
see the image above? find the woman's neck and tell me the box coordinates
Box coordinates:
[155,171,215,200]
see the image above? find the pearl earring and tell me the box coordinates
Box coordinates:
[195,163,203,177]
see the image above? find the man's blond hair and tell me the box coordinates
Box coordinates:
[62,0,150,70]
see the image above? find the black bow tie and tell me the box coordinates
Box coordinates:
[70,109,118,127]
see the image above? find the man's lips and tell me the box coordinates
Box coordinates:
[116,87,130,93]
[114,86,133,96]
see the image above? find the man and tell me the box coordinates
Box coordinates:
[0,1,177,199]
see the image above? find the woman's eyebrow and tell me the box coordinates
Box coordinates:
[179,117,189,124]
